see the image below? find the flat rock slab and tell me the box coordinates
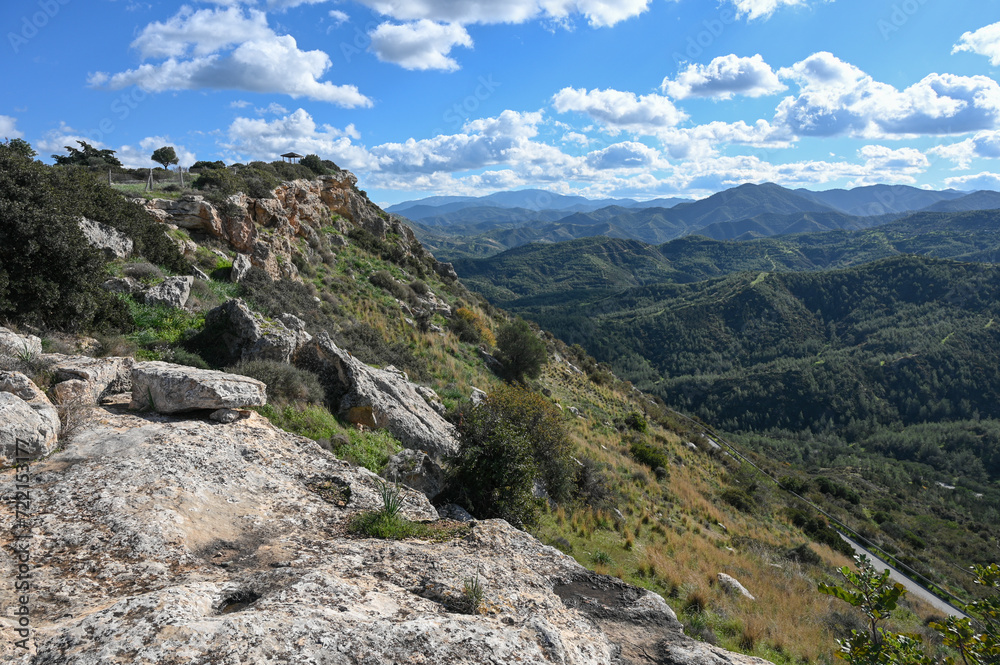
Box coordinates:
[130,361,267,413]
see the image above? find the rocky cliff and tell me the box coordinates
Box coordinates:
[0,353,772,665]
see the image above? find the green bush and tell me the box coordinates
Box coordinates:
[446,384,575,526]
[629,438,670,472]
[494,318,547,383]
[227,359,325,403]
[332,428,402,473]
[256,403,341,441]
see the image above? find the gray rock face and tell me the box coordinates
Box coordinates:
[45,354,133,405]
[0,372,60,467]
[101,276,142,295]
[434,260,459,281]
[297,333,459,458]
[231,253,252,282]
[717,572,756,601]
[382,448,444,499]
[0,327,42,360]
[130,361,267,413]
[204,298,298,365]
[0,403,772,665]
[143,276,194,309]
[78,217,133,259]
[280,313,313,350]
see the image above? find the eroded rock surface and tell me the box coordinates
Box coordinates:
[0,327,42,360]
[0,405,771,665]
[130,361,267,413]
[143,275,194,309]
[297,333,459,458]
[78,217,133,259]
[204,298,298,365]
[0,371,60,466]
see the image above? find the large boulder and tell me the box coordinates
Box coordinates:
[204,299,298,365]
[130,361,267,413]
[143,276,194,309]
[45,355,133,405]
[297,333,459,458]
[381,448,444,499]
[0,327,42,360]
[718,572,756,601]
[0,402,772,665]
[0,371,60,466]
[78,217,133,259]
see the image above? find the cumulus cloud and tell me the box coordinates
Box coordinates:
[586,141,660,170]
[944,172,1000,191]
[369,20,472,71]
[130,6,273,59]
[224,108,375,169]
[662,54,785,100]
[953,21,1000,66]
[0,115,22,139]
[94,34,371,107]
[551,87,687,134]
[775,51,1000,138]
[328,9,349,25]
[729,0,828,21]
[94,7,370,107]
[353,0,650,27]
[930,130,1000,168]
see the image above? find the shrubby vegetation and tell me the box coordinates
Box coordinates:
[494,317,546,383]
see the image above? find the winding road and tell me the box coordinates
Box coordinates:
[838,531,969,619]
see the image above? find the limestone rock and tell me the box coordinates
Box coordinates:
[102,276,142,295]
[0,327,42,360]
[280,313,313,350]
[0,393,773,665]
[231,253,252,282]
[471,387,487,406]
[434,260,459,281]
[191,265,210,281]
[142,195,224,236]
[717,572,756,601]
[78,217,133,259]
[297,333,459,458]
[204,298,297,365]
[382,448,444,499]
[130,361,267,413]
[143,276,194,309]
[415,385,446,415]
[438,503,475,522]
[0,372,60,467]
[46,354,133,405]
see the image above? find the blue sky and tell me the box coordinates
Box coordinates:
[4,0,1000,205]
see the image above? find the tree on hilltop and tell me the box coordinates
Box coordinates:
[52,140,121,167]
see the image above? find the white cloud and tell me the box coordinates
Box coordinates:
[230,99,252,108]
[329,9,349,25]
[662,54,785,100]
[0,115,22,139]
[352,0,649,27]
[730,0,828,21]
[266,0,331,9]
[586,141,660,170]
[257,102,289,115]
[95,7,370,107]
[930,130,1000,168]
[95,34,371,107]
[551,87,687,134]
[37,123,107,158]
[225,108,376,170]
[561,131,591,145]
[775,52,1000,138]
[944,171,1000,190]
[130,7,273,59]
[953,21,1000,66]
[369,20,472,71]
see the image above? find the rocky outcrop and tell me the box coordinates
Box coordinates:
[130,361,267,413]
[78,217,133,259]
[0,371,60,466]
[204,298,299,365]
[382,448,444,499]
[717,573,756,601]
[45,355,132,405]
[0,402,772,665]
[297,333,459,458]
[231,253,251,282]
[139,175,434,284]
[101,276,142,295]
[0,327,42,360]
[143,275,194,309]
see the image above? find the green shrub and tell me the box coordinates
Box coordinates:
[123,261,164,283]
[227,359,325,403]
[347,480,429,539]
[446,384,575,526]
[629,438,670,472]
[333,428,402,473]
[494,318,547,383]
[256,403,341,441]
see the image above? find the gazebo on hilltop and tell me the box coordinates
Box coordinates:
[281,152,304,164]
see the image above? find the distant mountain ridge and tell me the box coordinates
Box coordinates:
[397,183,999,261]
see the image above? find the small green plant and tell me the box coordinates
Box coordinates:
[378,480,403,519]
[348,480,428,540]
[462,571,486,615]
[592,550,612,565]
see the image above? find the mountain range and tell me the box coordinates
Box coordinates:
[393,183,1000,261]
